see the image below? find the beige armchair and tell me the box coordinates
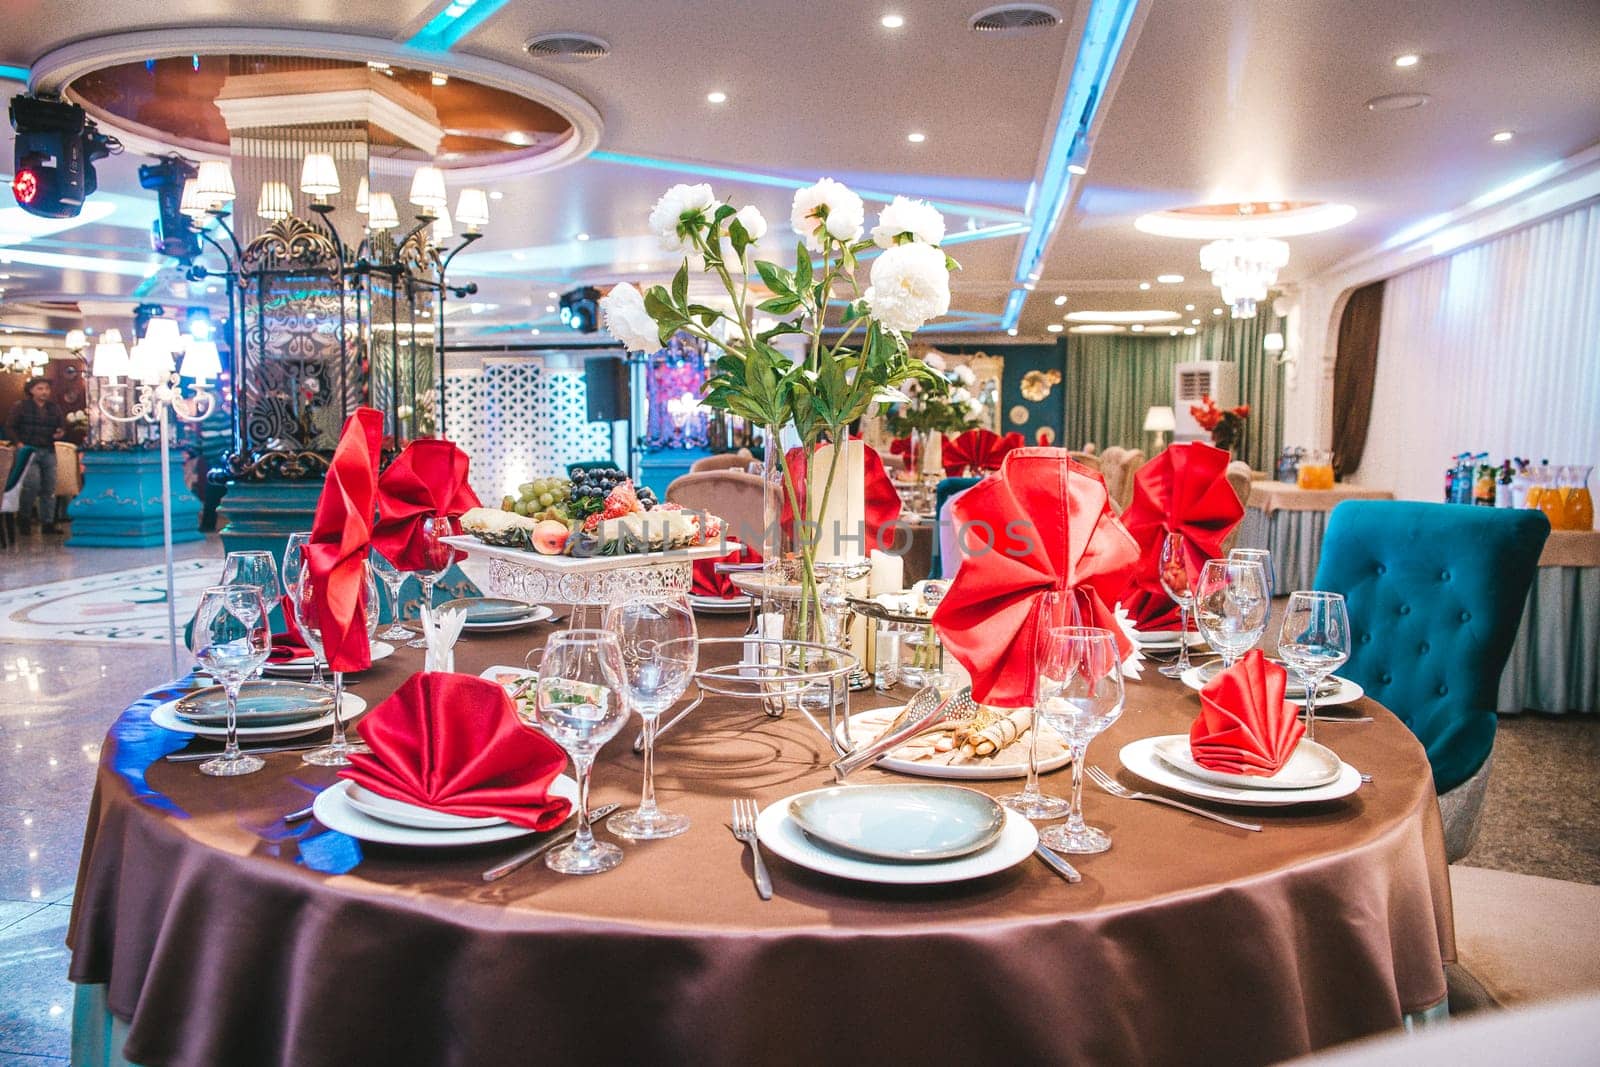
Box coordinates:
[1221,461,1254,553]
[665,470,765,549]
[1099,447,1146,512]
[1067,450,1101,472]
[688,450,754,474]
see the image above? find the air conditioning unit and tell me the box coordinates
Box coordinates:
[1173,361,1238,441]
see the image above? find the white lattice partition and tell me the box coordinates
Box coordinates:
[445,358,612,503]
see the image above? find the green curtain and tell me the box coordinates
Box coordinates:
[1064,314,1285,471]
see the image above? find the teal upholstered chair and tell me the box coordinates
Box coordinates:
[931,476,980,579]
[1313,501,1549,860]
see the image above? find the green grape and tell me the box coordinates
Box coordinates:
[512,500,530,516]
[539,492,555,507]
[501,495,515,511]
[518,482,535,496]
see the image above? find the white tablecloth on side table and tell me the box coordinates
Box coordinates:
[1236,483,1397,591]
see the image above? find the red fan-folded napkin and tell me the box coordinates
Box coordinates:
[932,448,1140,707]
[307,408,383,673]
[780,438,903,553]
[1188,650,1305,777]
[371,438,481,573]
[940,428,1023,476]
[693,541,763,599]
[342,672,572,830]
[1117,442,1245,630]
[268,594,313,663]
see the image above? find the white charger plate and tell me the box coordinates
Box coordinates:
[755,797,1037,885]
[461,606,554,632]
[312,775,578,847]
[1179,664,1365,706]
[832,706,1070,781]
[1130,629,1208,650]
[344,782,505,830]
[261,641,396,678]
[1119,735,1362,807]
[1152,734,1343,790]
[689,594,753,614]
[151,690,368,742]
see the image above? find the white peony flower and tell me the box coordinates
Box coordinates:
[949,386,972,405]
[867,242,951,332]
[731,204,768,242]
[600,282,661,353]
[965,397,986,420]
[923,351,948,372]
[790,177,864,250]
[871,196,946,249]
[950,364,977,387]
[648,183,719,252]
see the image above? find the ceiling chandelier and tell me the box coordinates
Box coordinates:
[1,345,50,373]
[1198,237,1289,319]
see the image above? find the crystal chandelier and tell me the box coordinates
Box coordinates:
[1199,237,1289,319]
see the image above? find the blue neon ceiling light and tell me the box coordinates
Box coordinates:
[1004,0,1141,329]
[0,64,28,82]
[406,0,512,52]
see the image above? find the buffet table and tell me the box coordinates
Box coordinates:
[1498,528,1600,714]
[1237,483,1396,590]
[69,617,1453,1067]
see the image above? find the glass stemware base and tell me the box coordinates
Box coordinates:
[1156,660,1189,679]
[302,741,370,767]
[546,838,623,875]
[997,790,1071,820]
[608,807,690,840]
[199,753,264,777]
[379,623,413,641]
[1041,822,1111,854]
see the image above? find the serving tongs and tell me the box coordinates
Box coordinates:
[830,684,978,781]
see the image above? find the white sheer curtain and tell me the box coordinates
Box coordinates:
[1356,200,1600,502]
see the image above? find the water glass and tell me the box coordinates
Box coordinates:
[369,549,414,642]
[294,560,378,767]
[604,595,698,840]
[1036,626,1124,854]
[408,517,459,649]
[1192,559,1269,668]
[997,589,1074,820]
[1157,530,1196,678]
[1278,591,1351,742]
[529,630,629,875]
[282,532,323,685]
[189,585,271,777]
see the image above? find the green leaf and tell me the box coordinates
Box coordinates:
[794,241,813,294]
[728,218,751,261]
[757,295,802,315]
[671,262,689,309]
[714,203,737,224]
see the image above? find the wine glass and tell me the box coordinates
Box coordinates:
[221,551,281,621]
[1192,559,1269,669]
[997,588,1074,820]
[1278,591,1351,742]
[408,516,459,649]
[1036,626,1124,854]
[369,548,414,642]
[604,595,698,840]
[1157,530,1197,678]
[1228,547,1276,626]
[189,585,271,777]
[527,630,629,875]
[294,560,378,767]
[281,531,324,686]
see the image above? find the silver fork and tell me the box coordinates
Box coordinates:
[729,799,772,900]
[1086,766,1263,832]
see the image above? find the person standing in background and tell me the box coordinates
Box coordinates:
[6,376,66,534]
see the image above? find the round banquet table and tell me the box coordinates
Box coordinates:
[68,616,1454,1067]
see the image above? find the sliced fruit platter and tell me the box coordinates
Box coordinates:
[459,467,726,558]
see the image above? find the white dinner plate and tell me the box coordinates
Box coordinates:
[832,706,1070,781]
[461,605,554,632]
[1152,734,1343,790]
[479,665,536,687]
[1178,664,1365,707]
[343,782,506,830]
[755,797,1038,885]
[261,641,396,678]
[151,689,368,742]
[312,776,578,847]
[1130,629,1208,650]
[787,784,1006,861]
[1118,735,1363,807]
[689,594,753,614]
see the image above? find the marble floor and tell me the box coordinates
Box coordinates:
[0,530,1595,1062]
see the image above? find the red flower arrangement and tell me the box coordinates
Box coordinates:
[1189,394,1250,431]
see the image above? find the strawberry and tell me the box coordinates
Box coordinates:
[582,513,601,533]
[603,480,640,518]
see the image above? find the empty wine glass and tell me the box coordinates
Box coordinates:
[1193,559,1269,669]
[189,585,271,777]
[282,532,324,686]
[605,595,698,840]
[1157,530,1197,678]
[1036,626,1124,854]
[1278,591,1351,742]
[408,517,459,649]
[528,630,629,875]
[369,549,414,642]
[997,588,1074,820]
[294,560,378,767]
[1228,547,1276,627]
[221,551,281,622]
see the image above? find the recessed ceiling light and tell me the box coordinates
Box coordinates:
[530,328,541,335]
[1191,318,1201,325]
[546,304,557,313]
[881,13,905,28]
[1394,53,1419,68]
[706,91,728,104]
[1169,328,1180,336]
[431,71,449,86]
[1047,323,1063,333]
[1184,303,1195,311]
[1130,324,1144,333]
[1492,130,1514,142]
[1022,281,1036,291]
[1053,294,1067,306]
[1212,307,1224,315]
[0,274,9,280]
[636,261,649,270]
[548,290,559,298]
[1064,309,1182,324]
[576,232,590,241]
[907,132,926,143]
[490,191,504,200]
[1066,163,1087,176]
[1157,273,1184,284]
[1138,281,1151,290]
[1006,328,1019,336]
[512,251,527,260]
[1184,327,1197,335]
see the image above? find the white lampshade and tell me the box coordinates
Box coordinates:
[300,152,341,197]
[1263,330,1286,355]
[455,187,489,232]
[143,318,183,353]
[355,175,370,214]
[193,160,236,204]
[256,180,293,221]
[409,165,447,214]
[127,340,173,385]
[431,204,453,243]
[178,339,221,382]
[64,328,87,352]
[92,330,129,380]
[367,193,400,231]
[178,179,208,219]
[1143,405,1177,433]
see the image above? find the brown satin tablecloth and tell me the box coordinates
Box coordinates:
[69,617,1454,1067]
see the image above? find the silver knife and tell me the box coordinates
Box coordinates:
[167,742,322,763]
[1034,843,1082,883]
[481,805,620,882]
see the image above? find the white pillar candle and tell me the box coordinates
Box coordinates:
[808,438,867,564]
[869,549,904,596]
[922,432,943,477]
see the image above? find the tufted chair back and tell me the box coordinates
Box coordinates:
[931,476,981,578]
[689,451,754,474]
[665,470,766,548]
[1313,501,1549,793]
